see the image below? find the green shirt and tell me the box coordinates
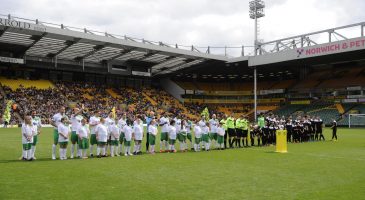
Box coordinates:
[220,119,227,130]
[258,117,265,128]
[226,117,235,129]
[242,119,248,130]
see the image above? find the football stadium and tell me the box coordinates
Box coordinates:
[1,1,365,200]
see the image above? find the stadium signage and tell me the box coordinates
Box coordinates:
[250,37,365,66]
[298,38,365,57]
[0,56,24,64]
[0,18,46,32]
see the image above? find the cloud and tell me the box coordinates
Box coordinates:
[0,0,364,57]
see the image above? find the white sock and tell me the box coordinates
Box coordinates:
[128,146,131,155]
[194,144,197,151]
[83,150,87,157]
[206,142,210,150]
[59,148,63,159]
[160,141,163,150]
[52,144,56,158]
[111,146,114,156]
[102,147,106,156]
[78,149,82,157]
[23,150,28,159]
[97,147,101,156]
[124,146,128,155]
[165,141,168,150]
[119,144,123,153]
[71,144,75,157]
[150,145,154,153]
[31,146,36,158]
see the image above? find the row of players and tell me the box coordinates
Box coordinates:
[20,106,336,161]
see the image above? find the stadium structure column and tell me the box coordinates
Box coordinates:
[249,0,265,122]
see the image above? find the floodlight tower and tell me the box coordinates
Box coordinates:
[249,0,265,122]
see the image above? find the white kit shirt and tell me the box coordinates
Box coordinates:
[160,117,170,133]
[71,114,83,132]
[22,123,35,144]
[58,123,70,143]
[168,125,177,140]
[89,116,100,135]
[133,121,143,140]
[148,125,158,136]
[52,113,63,130]
[95,123,108,142]
[209,119,218,133]
[194,125,202,138]
[123,125,133,141]
[217,127,225,136]
[77,125,89,139]
[110,125,120,140]
[174,118,181,133]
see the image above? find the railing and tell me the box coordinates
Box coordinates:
[0,14,254,57]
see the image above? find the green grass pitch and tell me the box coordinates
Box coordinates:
[0,127,365,200]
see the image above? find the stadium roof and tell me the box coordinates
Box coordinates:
[0,14,235,77]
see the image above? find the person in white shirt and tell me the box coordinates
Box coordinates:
[70,106,83,159]
[95,118,108,158]
[194,121,202,152]
[77,118,89,159]
[109,122,120,157]
[133,116,144,155]
[51,106,66,160]
[30,111,42,160]
[118,113,127,155]
[159,113,170,152]
[217,122,226,150]
[168,120,177,153]
[58,117,70,160]
[201,122,210,151]
[89,111,100,157]
[209,114,219,149]
[105,112,115,155]
[148,119,158,154]
[21,116,35,161]
[123,120,133,156]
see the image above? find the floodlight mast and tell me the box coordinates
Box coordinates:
[249,0,265,122]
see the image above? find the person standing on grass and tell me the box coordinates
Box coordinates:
[194,121,202,152]
[159,113,170,152]
[145,111,154,152]
[70,107,83,159]
[209,114,219,149]
[133,116,144,155]
[185,119,193,151]
[89,111,101,157]
[178,119,188,152]
[21,116,35,161]
[123,119,133,156]
[95,118,108,158]
[77,118,89,159]
[242,116,250,147]
[226,114,236,148]
[168,120,177,153]
[217,121,225,150]
[118,113,127,155]
[51,106,67,160]
[331,119,338,141]
[58,117,70,160]
[148,119,158,154]
[30,111,42,160]
[109,120,120,157]
[317,116,325,141]
[220,115,228,149]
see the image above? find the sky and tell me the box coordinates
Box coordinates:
[1,0,365,57]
